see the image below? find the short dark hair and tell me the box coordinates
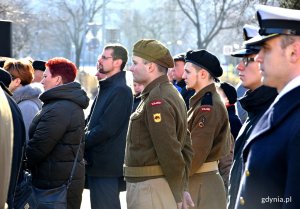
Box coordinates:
[191,63,213,80]
[143,59,167,74]
[105,44,128,71]
[280,35,300,49]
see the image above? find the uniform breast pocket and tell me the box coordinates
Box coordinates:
[128,111,143,145]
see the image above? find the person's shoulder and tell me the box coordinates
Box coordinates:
[150,82,180,102]
[201,91,213,106]
[113,83,132,94]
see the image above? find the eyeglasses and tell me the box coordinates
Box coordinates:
[242,57,255,67]
[101,55,113,60]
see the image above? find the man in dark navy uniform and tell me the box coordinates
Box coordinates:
[235,5,300,209]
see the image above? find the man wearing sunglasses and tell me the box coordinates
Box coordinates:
[227,24,277,209]
[84,44,133,209]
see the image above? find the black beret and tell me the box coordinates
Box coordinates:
[173,53,185,62]
[0,67,12,88]
[220,82,237,105]
[32,60,46,71]
[185,49,223,78]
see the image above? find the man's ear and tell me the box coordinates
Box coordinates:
[113,59,122,69]
[199,69,208,79]
[147,62,155,73]
[290,41,300,63]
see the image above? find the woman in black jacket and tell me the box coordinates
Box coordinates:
[26,57,89,209]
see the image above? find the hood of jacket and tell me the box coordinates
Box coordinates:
[13,83,43,104]
[39,82,89,109]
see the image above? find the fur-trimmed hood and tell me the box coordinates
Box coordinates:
[13,83,43,105]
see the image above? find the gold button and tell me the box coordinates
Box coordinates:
[245,170,250,177]
[239,197,245,205]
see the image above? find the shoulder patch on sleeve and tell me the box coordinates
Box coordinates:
[150,100,163,106]
[200,105,211,112]
[201,92,213,106]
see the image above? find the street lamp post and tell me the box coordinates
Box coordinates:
[87,22,101,67]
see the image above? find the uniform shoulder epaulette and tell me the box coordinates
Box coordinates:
[200,92,213,106]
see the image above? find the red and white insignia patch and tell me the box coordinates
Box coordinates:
[200,105,211,112]
[150,100,163,106]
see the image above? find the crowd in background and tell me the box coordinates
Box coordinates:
[1,4,300,209]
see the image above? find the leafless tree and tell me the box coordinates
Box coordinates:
[0,0,35,58]
[45,0,108,67]
[280,0,300,9]
[120,0,187,55]
[176,0,243,49]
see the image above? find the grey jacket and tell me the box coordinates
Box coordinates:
[13,83,43,142]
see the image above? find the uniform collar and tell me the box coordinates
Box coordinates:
[141,75,169,99]
[190,83,216,107]
[99,71,126,88]
[273,75,300,105]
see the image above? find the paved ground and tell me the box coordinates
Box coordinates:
[80,189,127,209]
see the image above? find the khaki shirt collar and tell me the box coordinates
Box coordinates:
[141,75,169,99]
[190,83,216,107]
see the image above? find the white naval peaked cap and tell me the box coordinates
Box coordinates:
[246,5,300,46]
[243,24,259,41]
[256,4,300,36]
[231,25,261,57]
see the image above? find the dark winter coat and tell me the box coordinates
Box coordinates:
[227,86,277,209]
[85,71,133,177]
[0,83,26,209]
[227,105,242,140]
[132,93,141,113]
[26,82,89,209]
[176,79,195,109]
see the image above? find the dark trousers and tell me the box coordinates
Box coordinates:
[88,176,121,209]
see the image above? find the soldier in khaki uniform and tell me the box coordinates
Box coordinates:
[182,50,231,209]
[124,39,194,209]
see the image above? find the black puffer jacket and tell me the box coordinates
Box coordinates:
[26,82,89,209]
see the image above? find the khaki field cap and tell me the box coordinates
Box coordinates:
[133,39,174,68]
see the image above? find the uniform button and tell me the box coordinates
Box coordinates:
[239,197,245,205]
[245,170,250,177]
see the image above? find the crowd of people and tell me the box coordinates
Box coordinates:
[1,4,300,209]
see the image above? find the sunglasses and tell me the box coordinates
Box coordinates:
[242,57,255,67]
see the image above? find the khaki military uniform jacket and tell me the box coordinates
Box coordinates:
[124,75,194,203]
[188,83,231,175]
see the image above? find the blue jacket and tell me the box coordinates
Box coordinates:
[176,79,195,109]
[235,86,300,209]
[85,71,133,177]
